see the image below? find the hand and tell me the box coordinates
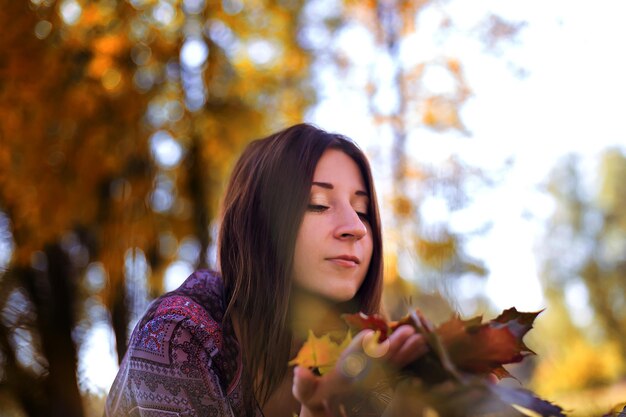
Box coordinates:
[293,326,428,417]
[377,324,428,370]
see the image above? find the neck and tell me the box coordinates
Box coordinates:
[230,291,353,416]
[230,291,354,347]
[289,288,352,344]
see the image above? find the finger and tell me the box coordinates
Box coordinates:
[292,366,319,403]
[293,367,332,417]
[390,333,428,368]
[362,330,390,359]
[385,325,416,358]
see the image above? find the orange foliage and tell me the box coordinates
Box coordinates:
[421,96,462,131]
[415,235,457,267]
[0,6,314,396]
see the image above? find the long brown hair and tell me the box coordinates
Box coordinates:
[218,123,383,413]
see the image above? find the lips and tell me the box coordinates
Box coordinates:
[326,255,360,266]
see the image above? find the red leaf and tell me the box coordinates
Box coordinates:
[492,307,542,355]
[390,308,435,334]
[436,311,538,375]
[341,312,391,341]
[333,308,561,415]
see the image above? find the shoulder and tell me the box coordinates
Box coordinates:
[131,270,226,361]
[106,271,250,417]
[175,269,226,313]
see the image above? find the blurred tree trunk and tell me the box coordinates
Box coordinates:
[110,275,129,364]
[18,245,83,417]
[187,135,211,270]
[0,321,47,417]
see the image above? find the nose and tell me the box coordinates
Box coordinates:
[334,205,368,240]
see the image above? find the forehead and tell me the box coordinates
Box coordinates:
[312,149,366,190]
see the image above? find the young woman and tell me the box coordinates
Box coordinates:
[105,124,427,417]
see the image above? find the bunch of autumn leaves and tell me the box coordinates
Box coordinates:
[289,308,565,417]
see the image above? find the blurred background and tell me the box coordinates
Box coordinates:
[1,0,625,415]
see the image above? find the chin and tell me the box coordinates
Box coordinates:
[324,287,358,303]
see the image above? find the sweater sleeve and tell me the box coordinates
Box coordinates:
[105,295,235,417]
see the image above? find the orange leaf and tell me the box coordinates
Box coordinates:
[437,317,519,374]
[436,308,539,375]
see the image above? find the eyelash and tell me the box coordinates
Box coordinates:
[307,205,370,222]
[307,204,328,212]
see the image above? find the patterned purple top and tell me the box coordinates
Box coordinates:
[105,270,263,417]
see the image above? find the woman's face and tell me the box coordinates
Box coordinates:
[292,148,373,302]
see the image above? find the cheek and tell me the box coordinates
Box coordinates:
[292,218,318,279]
[295,217,317,252]
[364,231,374,264]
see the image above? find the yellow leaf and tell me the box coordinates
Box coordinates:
[289,330,352,375]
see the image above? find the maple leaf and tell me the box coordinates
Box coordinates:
[391,377,566,417]
[342,312,391,341]
[291,308,564,417]
[435,313,534,376]
[289,330,352,375]
[379,307,539,379]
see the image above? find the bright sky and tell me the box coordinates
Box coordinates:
[72,0,626,394]
[309,0,626,315]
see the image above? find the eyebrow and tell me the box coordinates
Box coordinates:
[312,181,369,197]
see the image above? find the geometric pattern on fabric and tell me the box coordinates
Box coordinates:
[104,270,263,417]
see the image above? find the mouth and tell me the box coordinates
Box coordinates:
[326,255,360,267]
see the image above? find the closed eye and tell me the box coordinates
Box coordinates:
[307,204,329,212]
[308,204,369,222]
